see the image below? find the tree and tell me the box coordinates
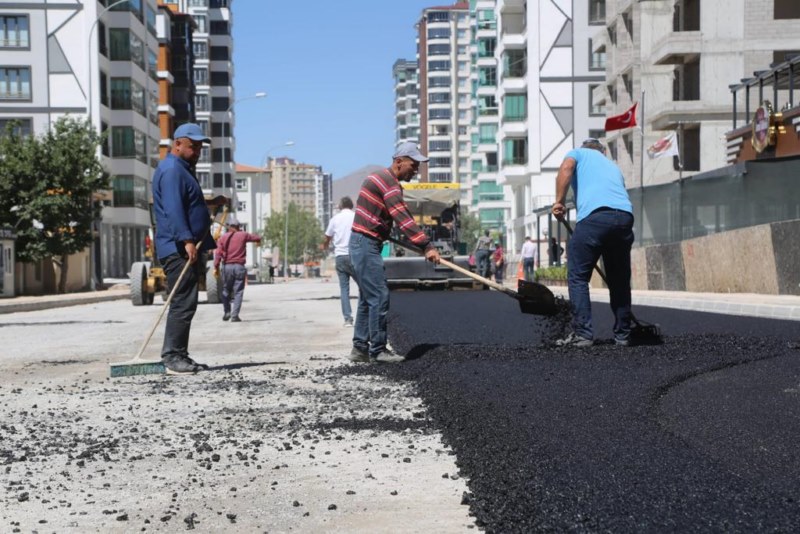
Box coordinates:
[261,202,325,265]
[0,117,107,293]
[458,207,482,254]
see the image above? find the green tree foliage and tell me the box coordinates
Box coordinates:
[458,207,482,254]
[261,202,324,264]
[0,117,107,292]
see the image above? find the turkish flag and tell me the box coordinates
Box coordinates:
[604,103,638,132]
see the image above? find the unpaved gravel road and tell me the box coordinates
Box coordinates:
[0,280,474,533]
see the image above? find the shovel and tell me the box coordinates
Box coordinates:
[387,236,557,316]
[560,220,663,344]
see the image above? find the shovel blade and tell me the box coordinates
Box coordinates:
[516,280,558,316]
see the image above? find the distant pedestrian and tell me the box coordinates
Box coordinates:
[552,138,634,347]
[152,123,216,375]
[520,236,537,281]
[492,241,505,284]
[322,196,357,327]
[214,215,261,322]
[473,230,492,278]
[548,237,564,266]
[348,142,441,364]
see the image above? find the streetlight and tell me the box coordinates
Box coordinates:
[259,141,294,281]
[86,0,132,290]
[221,92,267,204]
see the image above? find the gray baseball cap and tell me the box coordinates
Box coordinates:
[227,215,240,227]
[393,142,429,162]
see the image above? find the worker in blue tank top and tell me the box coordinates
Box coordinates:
[552,138,635,347]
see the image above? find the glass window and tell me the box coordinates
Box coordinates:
[188,0,208,7]
[479,123,497,143]
[503,138,528,165]
[429,108,451,120]
[478,66,496,86]
[589,0,606,24]
[146,5,157,36]
[503,94,527,121]
[113,175,148,209]
[148,50,157,81]
[193,42,208,59]
[109,29,144,70]
[210,20,228,34]
[195,94,209,111]
[428,27,450,39]
[111,126,147,163]
[428,44,450,56]
[428,60,450,72]
[428,11,449,23]
[428,92,451,104]
[1,15,29,48]
[429,76,450,88]
[504,50,526,78]
[194,68,208,85]
[210,46,229,60]
[589,39,606,70]
[235,179,247,191]
[0,67,31,100]
[775,0,800,18]
[589,84,605,115]
[0,118,32,137]
[194,15,207,33]
[478,38,496,58]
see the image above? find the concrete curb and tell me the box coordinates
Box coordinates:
[0,290,130,314]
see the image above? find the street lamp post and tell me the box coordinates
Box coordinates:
[86,0,131,291]
[259,141,294,280]
[220,92,267,205]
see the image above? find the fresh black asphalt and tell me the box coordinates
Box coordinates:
[345,290,800,532]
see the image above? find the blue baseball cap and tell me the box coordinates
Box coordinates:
[173,123,211,143]
[393,141,429,162]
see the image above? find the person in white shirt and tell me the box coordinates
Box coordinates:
[322,197,357,326]
[520,236,538,282]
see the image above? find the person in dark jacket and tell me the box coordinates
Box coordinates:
[152,123,216,374]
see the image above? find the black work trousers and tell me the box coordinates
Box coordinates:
[160,253,202,362]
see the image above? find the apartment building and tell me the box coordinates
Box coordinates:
[468,0,510,232]
[156,1,197,159]
[416,2,472,185]
[233,163,269,268]
[268,157,326,220]
[594,0,800,189]
[392,59,420,147]
[0,1,165,284]
[169,0,235,196]
[494,0,606,252]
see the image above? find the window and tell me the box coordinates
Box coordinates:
[479,95,498,116]
[677,127,700,171]
[211,148,231,161]
[503,50,526,78]
[428,44,450,56]
[213,173,232,188]
[211,122,231,136]
[428,60,450,72]
[194,15,207,33]
[210,0,229,7]
[589,84,605,116]
[428,27,450,39]
[775,0,800,18]
[588,129,604,141]
[673,58,700,101]
[109,29,145,70]
[146,5,157,36]
[478,38,496,58]
[235,179,247,191]
[478,66,496,87]
[589,0,606,24]
[111,78,146,116]
[111,0,143,22]
[210,20,229,34]
[197,172,211,189]
[210,70,229,85]
[98,21,107,56]
[0,118,32,137]
[503,94,527,121]
[479,123,497,144]
[0,15,29,48]
[503,137,527,165]
[195,94,209,111]
[429,76,450,88]
[211,97,229,111]
[148,50,157,81]
[673,0,700,31]
[589,39,606,70]
[0,67,31,100]
[113,175,148,209]
[428,11,449,23]
[194,68,208,85]
[99,71,108,106]
[193,42,208,59]
[428,92,451,104]
[188,0,208,6]
[429,140,451,151]
[429,173,451,183]
[430,157,451,167]
[111,126,147,163]
[210,46,229,60]
[429,108,451,120]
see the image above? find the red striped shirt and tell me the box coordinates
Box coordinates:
[352,168,432,250]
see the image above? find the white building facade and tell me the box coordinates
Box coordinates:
[393,59,420,147]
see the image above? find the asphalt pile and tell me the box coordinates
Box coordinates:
[340,290,800,532]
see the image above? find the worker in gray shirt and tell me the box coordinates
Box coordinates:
[473,230,493,279]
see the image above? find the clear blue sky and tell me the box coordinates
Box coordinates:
[232,1,437,178]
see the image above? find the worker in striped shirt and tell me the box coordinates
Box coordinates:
[347,142,441,364]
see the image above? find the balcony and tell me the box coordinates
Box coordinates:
[501,118,528,137]
[497,162,528,186]
[649,31,702,66]
[648,100,729,130]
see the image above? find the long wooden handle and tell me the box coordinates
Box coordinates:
[387,237,514,296]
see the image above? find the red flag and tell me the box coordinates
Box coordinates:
[604,103,638,132]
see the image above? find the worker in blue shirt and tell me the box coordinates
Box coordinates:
[152,123,216,374]
[552,138,635,348]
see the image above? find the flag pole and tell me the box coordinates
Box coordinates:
[639,90,645,190]
[678,121,684,182]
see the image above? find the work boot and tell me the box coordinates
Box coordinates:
[614,337,631,347]
[346,346,370,363]
[230,316,242,322]
[163,356,199,375]
[555,332,593,348]
[374,350,405,363]
[222,313,231,321]
[187,357,210,370]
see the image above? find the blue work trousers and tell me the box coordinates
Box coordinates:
[567,209,634,342]
[335,254,356,321]
[349,233,389,357]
